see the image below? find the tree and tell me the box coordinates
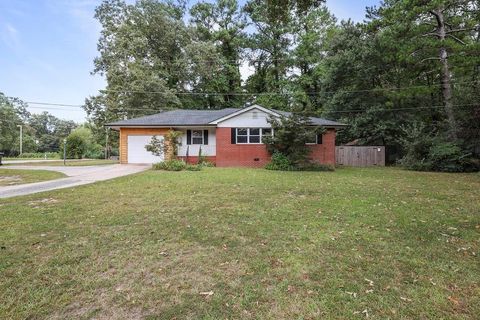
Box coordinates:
[369,0,480,139]
[244,0,293,109]
[244,0,328,110]
[0,93,30,156]
[66,127,94,159]
[87,0,186,125]
[263,112,322,165]
[189,0,247,108]
[29,112,77,152]
[145,130,182,160]
[289,3,335,111]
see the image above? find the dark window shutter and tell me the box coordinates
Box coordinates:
[187,130,192,145]
[317,134,323,144]
[231,128,236,144]
[203,130,208,145]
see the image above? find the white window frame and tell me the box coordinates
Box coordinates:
[306,134,317,145]
[236,128,273,144]
[191,130,204,145]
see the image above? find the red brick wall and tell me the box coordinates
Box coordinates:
[215,127,336,167]
[307,129,336,165]
[178,156,216,165]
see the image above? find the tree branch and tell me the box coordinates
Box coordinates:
[446,27,478,34]
[420,57,441,64]
[448,34,466,45]
[428,10,441,25]
[422,32,440,38]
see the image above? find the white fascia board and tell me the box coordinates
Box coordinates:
[208,105,280,125]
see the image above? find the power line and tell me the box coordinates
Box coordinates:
[24,105,85,111]
[24,102,84,107]
[324,103,478,114]
[98,80,479,96]
[17,100,479,115]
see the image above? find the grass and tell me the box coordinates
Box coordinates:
[0,169,66,186]
[0,167,479,319]
[5,159,118,166]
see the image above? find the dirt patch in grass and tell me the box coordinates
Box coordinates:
[0,175,22,185]
[0,169,65,186]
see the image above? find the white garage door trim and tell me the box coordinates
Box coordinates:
[127,135,164,164]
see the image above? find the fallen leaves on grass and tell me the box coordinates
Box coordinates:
[364,278,374,287]
[448,296,460,306]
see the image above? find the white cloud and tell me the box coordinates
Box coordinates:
[1,23,20,50]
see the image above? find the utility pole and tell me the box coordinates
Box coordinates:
[105,127,109,160]
[63,138,67,166]
[16,125,22,155]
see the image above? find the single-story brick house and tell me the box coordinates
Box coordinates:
[106,104,345,167]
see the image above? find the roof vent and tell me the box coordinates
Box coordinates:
[252,111,258,119]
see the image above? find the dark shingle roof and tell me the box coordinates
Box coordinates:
[106,107,346,127]
[271,109,346,127]
[106,108,239,126]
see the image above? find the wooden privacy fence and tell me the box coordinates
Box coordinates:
[335,146,385,167]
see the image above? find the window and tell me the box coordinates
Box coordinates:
[191,130,203,144]
[306,134,317,144]
[306,133,322,144]
[236,128,248,143]
[262,128,272,137]
[236,128,272,144]
[249,128,260,143]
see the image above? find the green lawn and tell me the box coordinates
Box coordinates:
[0,169,66,186]
[5,159,118,166]
[0,167,478,319]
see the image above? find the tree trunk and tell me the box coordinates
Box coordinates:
[434,7,458,140]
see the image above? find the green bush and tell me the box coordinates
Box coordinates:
[66,134,88,159]
[266,152,335,171]
[152,159,206,171]
[263,112,323,166]
[85,143,104,159]
[398,124,479,172]
[152,159,187,171]
[66,127,96,159]
[265,152,295,171]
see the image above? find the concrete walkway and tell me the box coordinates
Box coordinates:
[0,164,150,199]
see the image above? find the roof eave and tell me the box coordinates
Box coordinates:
[104,124,217,128]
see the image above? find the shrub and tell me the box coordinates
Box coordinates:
[66,134,88,159]
[85,143,104,159]
[265,152,295,171]
[398,123,479,172]
[263,112,324,166]
[152,159,187,171]
[266,152,335,172]
[66,127,96,159]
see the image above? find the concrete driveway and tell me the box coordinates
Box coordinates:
[0,164,150,199]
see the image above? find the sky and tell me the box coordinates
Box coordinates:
[0,0,380,122]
